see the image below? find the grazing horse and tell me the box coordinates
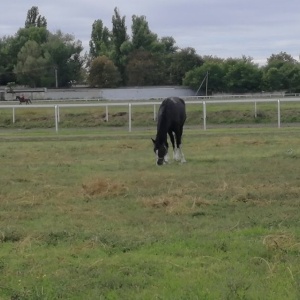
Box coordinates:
[152,97,186,165]
[16,95,32,105]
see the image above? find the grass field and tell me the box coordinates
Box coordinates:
[0,127,300,299]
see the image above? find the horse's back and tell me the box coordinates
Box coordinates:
[161,97,185,112]
[163,96,185,106]
[158,97,186,128]
[165,97,186,119]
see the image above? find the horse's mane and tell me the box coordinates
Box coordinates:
[156,100,170,144]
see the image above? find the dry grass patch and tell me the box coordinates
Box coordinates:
[263,233,300,252]
[243,139,269,146]
[215,136,238,147]
[141,187,212,215]
[221,181,300,205]
[82,177,128,199]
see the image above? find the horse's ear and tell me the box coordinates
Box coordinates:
[151,138,155,145]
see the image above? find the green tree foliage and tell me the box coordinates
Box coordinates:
[0,36,17,84]
[0,20,83,86]
[262,67,285,91]
[125,49,163,86]
[0,27,49,86]
[160,36,178,54]
[266,51,297,68]
[262,52,300,92]
[0,6,83,87]
[184,57,263,94]
[224,58,262,93]
[169,47,203,85]
[111,7,129,82]
[184,60,225,94]
[285,65,300,93]
[45,31,84,87]
[25,6,47,28]
[1,6,300,92]
[131,15,158,51]
[89,20,112,58]
[88,55,121,87]
[88,9,300,91]
[14,40,51,87]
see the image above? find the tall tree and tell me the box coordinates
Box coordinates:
[88,55,121,87]
[131,15,158,51]
[111,7,128,81]
[25,6,47,28]
[89,20,111,58]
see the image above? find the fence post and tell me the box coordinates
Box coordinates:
[57,105,60,123]
[128,103,132,132]
[105,105,108,122]
[55,105,59,133]
[203,101,207,130]
[12,107,15,123]
[254,101,257,118]
[277,99,281,128]
[153,104,156,121]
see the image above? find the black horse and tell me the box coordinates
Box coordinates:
[152,97,186,165]
[16,95,32,104]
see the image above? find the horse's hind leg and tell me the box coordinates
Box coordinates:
[168,130,177,161]
[178,145,186,163]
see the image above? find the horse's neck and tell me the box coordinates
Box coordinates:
[156,117,169,145]
[155,131,167,145]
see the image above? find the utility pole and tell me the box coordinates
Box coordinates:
[195,71,209,96]
[55,67,58,88]
[205,71,208,96]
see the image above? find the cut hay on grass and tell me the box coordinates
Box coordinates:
[263,233,300,252]
[82,177,128,199]
[141,186,212,215]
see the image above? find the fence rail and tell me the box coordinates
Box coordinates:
[1,97,300,132]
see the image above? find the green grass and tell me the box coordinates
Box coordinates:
[0,128,300,299]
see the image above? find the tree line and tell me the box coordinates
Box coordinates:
[1,6,300,94]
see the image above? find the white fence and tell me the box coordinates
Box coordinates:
[1,97,300,132]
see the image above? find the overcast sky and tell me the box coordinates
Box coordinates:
[1,0,300,65]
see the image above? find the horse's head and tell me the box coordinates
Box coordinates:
[151,138,168,165]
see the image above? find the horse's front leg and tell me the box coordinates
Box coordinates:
[174,131,186,163]
[163,141,170,163]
